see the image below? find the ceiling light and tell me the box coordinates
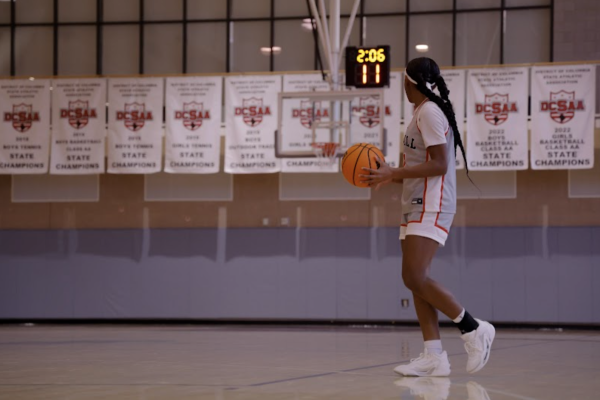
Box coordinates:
[301,18,315,32]
[260,46,282,56]
[415,44,429,53]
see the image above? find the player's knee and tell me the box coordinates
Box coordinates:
[402,269,426,293]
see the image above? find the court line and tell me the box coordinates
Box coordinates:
[229,338,565,390]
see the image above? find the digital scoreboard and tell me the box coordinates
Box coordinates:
[345,45,390,88]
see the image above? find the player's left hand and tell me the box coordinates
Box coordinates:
[359,155,394,190]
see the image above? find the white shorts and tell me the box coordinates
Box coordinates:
[399,212,454,247]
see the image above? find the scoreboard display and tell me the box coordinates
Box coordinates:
[345,45,390,88]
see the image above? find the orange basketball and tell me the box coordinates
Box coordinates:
[341,143,385,188]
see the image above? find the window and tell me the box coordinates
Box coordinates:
[3,1,554,76]
[102,25,140,75]
[274,20,315,72]
[409,14,453,67]
[504,9,551,64]
[187,23,227,73]
[144,24,183,74]
[58,0,96,23]
[15,27,53,76]
[58,27,96,75]
[456,12,501,66]
[188,0,227,19]
[230,21,271,73]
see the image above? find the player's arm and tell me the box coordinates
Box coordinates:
[360,147,446,188]
[391,144,447,179]
[360,105,448,188]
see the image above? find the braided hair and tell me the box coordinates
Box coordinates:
[406,57,468,172]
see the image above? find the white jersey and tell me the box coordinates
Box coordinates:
[402,100,456,214]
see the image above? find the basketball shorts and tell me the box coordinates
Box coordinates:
[399,212,454,247]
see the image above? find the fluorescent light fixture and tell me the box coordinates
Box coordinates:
[260,46,282,56]
[301,18,315,32]
[415,44,429,53]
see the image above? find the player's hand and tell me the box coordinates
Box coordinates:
[359,155,395,190]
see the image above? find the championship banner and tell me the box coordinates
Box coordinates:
[281,74,336,173]
[531,65,596,169]
[0,80,50,174]
[107,78,164,174]
[165,76,222,174]
[50,79,106,174]
[441,69,466,170]
[466,68,529,171]
[225,75,280,174]
[351,71,402,168]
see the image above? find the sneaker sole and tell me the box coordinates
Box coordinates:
[468,323,495,374]
[393,367,451,377]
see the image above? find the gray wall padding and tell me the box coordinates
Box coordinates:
[0,227,598,323]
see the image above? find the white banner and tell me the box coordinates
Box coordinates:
[402,71,466,169]
[165,77,222,174]
[351,72,402,168]
[466,67,529,171]
[225,76,280,174]
[385,72,402,168]
[50,79,106,174]
[531,65,596,169]
[0,80,50,174]
[107,78,164,174]
[441,69,466,170]
[281,74,337,173]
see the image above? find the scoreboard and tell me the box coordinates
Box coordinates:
[345,45,390,88]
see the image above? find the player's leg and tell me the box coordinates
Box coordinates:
[395,217,495,375]
[401,234,462,319]
[401,239,441,342]
[403,233,495,374]
[394,235,451,377]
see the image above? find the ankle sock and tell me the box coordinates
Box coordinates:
[453,308,479,334]
[424,339,443,355]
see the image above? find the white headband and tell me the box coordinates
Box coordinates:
[405,69,434,91]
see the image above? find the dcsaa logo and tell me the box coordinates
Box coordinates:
[292,100,329,129]
[353,96,390,128]
[175,102,210,131]
[475,93,518,126]
[116,103,153,132]
[235,97,271,127]
[540,91,584,124]
[3,104,40,133]
[60,100,97,130]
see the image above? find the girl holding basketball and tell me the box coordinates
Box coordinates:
[361,57,495,377]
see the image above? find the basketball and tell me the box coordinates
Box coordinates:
[341,143,385,188]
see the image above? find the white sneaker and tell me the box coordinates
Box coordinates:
[393,350,451,377]
[466,381,491,400]
[461,318,495,373]
[394,377,451,400]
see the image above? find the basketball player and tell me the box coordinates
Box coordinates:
[360,57,495,377]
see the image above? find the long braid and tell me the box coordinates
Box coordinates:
[434,76,467,170]
[408,59,469,174]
